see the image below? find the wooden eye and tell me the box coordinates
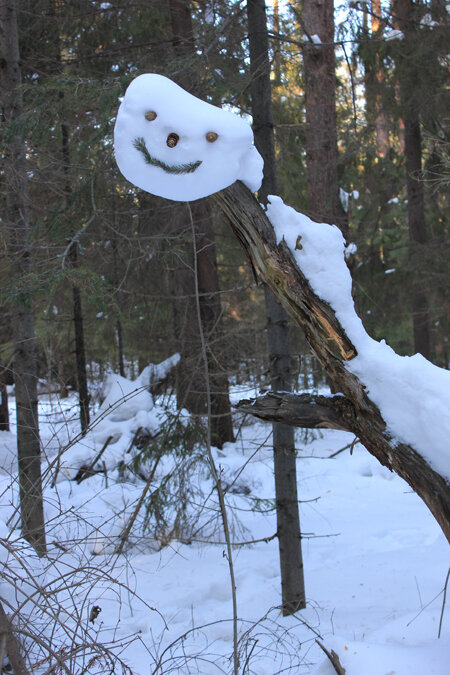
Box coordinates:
[166,133,179,148]
[145,110,157,121]
[206,131,218,143]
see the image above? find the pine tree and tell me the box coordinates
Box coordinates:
[0,0,46,556]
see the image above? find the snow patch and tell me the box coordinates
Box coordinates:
[385,29,404,40]
[313,635,450,675]
[345,242,357,259]
[97,373,153,422]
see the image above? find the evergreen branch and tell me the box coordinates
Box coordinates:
[133,137,202,175]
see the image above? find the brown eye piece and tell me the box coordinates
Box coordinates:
[206,132,218,143]
[145,111,157,121]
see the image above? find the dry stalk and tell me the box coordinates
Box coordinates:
[188,202,239,675]
[0,599,29,674]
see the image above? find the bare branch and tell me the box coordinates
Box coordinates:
[236,391,354,431]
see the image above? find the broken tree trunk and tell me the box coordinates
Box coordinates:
[211,181,450,543]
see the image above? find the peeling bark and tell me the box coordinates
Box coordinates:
[236,391,353,431]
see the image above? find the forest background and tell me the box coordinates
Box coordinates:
[0,0,449,672]
[1,0,448,440]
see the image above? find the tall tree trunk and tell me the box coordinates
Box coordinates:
[364,0,390,157]
[272,0,282,85]
[48,0,91,432]
[0,373,9,431]
[0,0,46,555]
[302,0,348,237]
[393,0,432,360]
[168,0,234,448]
[61,120,91,433]
[247,0,306,615]
[403,113,432,358]
[111,213,125,377]
[71,271,90,432]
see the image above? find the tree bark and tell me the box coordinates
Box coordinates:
[363,0,390,157]
[402,106,432,360]
[0,599,29,674]
[111,221,126,378]
[60,115,91,435]
[0,0,46,556]
[212,181,450,543]
[393,0,432,360]
[71,273,90,433]
[0,367,9,431]
[236,391,353,431]
[302,0,348,237]
[247,0,306,615]
[168,0,234,448]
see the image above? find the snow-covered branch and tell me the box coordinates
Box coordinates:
[212,181,450,542]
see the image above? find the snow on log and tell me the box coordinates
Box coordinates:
[212,181,450,542]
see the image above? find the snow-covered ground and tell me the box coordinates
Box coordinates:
[0,384,448,674]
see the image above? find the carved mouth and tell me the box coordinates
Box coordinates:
[133,137,202,175]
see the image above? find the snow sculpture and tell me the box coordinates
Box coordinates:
[114,74,263,201]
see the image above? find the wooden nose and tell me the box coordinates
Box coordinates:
[167,133,179,148]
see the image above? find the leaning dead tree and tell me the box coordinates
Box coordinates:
[211,181,450,544]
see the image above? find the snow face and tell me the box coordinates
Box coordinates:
[266,196,450,481]
[114,74,263,200]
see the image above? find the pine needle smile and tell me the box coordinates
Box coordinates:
[133,137,202,175]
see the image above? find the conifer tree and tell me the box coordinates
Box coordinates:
[0,0,46,556]
[302,0,348,236]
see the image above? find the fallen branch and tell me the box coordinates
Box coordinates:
[316,640,346,674]
[75,435,113,484]
[236,391,354,431]
[212,181,450,542]
[115,454,162,556]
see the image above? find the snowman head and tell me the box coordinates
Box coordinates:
[114,74,262,201]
